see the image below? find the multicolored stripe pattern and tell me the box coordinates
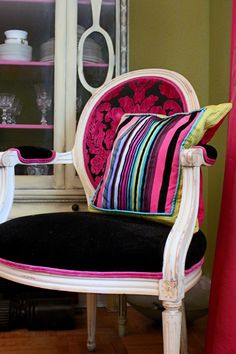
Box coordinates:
[91,110,204,215]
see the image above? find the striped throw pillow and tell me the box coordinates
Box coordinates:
[90,103,232,227]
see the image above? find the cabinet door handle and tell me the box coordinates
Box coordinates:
[78,0,115,94]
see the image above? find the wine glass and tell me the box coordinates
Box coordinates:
[76,96,82,112]
[26,164,49,175]
[6,98,22,124]
[35,84,52,125]
[0,94,16,124]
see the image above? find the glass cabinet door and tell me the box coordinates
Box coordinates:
[0,0,67,191]
[77,0,128,116]
[65,0,128,190]
[0,0,128,204]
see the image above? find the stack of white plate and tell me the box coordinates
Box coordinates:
[40,25,104,63]
[77,25,85,40]
[82,38,104,63]
[0,43,32,61]
[39,38,54,61]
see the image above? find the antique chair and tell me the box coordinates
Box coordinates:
[0,69,231,354]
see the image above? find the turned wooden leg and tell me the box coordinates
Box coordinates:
[118,294,127,337]
[180,301,188,354]
[86,293,97,352]
[162,301,182,354]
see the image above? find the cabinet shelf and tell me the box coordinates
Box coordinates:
[79,0,115,5]
[0,0,114,5]
[0,124,53,129]
[83,61,108,68]
[0,60,53,66]
[0,0,54,3]
[0,60,108,68]
[1,0,115,5]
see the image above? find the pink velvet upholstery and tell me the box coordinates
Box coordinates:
[9,147,56,164]
[83,76,187,188]
[0,258,204,280]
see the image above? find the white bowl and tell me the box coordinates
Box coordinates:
[5,30,28,40]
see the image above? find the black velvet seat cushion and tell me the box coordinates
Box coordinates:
[0,212,206,273]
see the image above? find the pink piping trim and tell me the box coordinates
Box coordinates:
[192,146,216,165]
[0,258,204,280]
[9,148,56,164]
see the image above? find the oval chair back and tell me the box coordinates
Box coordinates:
[73,69,200,203]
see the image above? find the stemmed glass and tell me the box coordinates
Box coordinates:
[6,98,22,124]
[35,84,52,125]
[0,94,16,124]
[76,96,82,112]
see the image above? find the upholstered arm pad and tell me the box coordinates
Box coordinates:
[192,144,217,164]
[0,148,73,167]
[181,145,217,167]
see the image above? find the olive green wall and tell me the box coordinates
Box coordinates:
[206,0,231,274]
[129,0,231,275]
[129,0,210,104]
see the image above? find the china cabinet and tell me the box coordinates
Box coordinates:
[0,0,129,218]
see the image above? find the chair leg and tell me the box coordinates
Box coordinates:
[118,294,127,337]
[162,301,182,354]
[86,293,97,352]
[180,301,188,354]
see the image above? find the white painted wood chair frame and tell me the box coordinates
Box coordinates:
[0,69,210,354]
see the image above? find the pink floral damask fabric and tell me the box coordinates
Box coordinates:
[84,77,187,188]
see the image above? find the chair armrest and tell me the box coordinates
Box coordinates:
[0,149,73,167]
[159,147,213,302]
[0,165,15,223]
[0,150,74,224]
[182,144,217,167]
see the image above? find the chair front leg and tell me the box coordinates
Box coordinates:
[180,301,188,354]
[86,293,97,352]
[162,301,182,354]
[118,294,127,337]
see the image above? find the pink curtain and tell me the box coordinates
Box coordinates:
[205,2,236,353]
